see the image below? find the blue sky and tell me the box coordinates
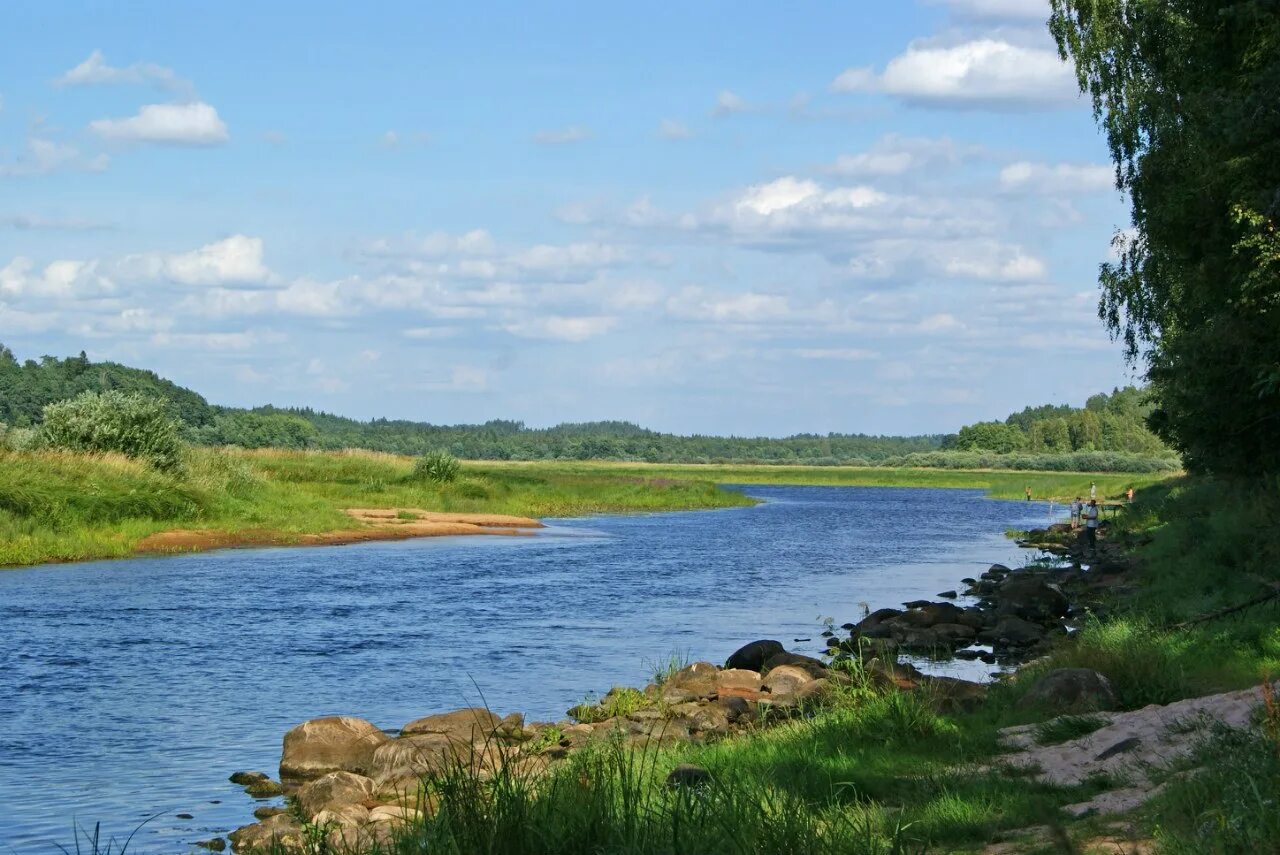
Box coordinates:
[0,0,1139,435]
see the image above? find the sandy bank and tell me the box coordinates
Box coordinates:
[134,508,544,556]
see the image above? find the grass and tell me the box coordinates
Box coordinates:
[0,447,753,568]
[0,447,1174,569]
[482,460,1170,501]
[1033,714,1110,746]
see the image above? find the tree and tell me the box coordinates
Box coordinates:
[1050,1,1280,475]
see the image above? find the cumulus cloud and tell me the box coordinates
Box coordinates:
[0,137,110,177]
[0,256,115,299]
[829,134,974,177]
[830,38,1077,109]
[504,315,617,341]
[999,160,1115,194]
[55,50,194,96]
[667,288,793,324]
[119,235,271,287]
[90,102,229,145]
[533,125,592,145]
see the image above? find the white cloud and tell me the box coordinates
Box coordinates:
[830,38,1077,109]
[90,102,229,145]
[0,137,110,177]
[918,312,964,333]
[829,135,972,177]
[658,118,692,140]
[533,125,592,145]
[999,160,1115,194]
[505,315,617,341]
[792,348,880,361]
[381,130,399,148]
[667,288,792,324]
[150,235,270,286]
[0,256,115,299]
[926,0,1049,22]
[711,90,750,117]
[151,331,267,350]
[55,50,193,95]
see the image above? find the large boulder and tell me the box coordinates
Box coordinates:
[280,717,390,782]
[295,771,376,820]
[897,602,965,628]
[228,814,304,853]
[371,733,467,789]
[854,608,903,633]
[762,664,813,695]
[760,651,827,678]
[1017,668,1118,713]
[666,662,720,698]
[401,708,503,742]
[725,640,786,672]
[716,669,763,693]
[996,577,1070,621]
[988,616,1047,647]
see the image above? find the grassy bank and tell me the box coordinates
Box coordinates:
[0,450,1173,569]
[275,475,1277,855]
[481,460,1170,501]
[0,448,752,568]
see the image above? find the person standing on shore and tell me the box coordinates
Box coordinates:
[1089,481,1097,501]
[1127,486,1135,503]
[1084,499,1100,553]
[1025,485,1032,501]
[1070,496,1083,530]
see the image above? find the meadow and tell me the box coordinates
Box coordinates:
[0,447,1173,569]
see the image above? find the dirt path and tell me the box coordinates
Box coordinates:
[135,508,543,556]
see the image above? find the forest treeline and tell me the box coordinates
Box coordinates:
[0,343,1175,470]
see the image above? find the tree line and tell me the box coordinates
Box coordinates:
[0,343,1178,469]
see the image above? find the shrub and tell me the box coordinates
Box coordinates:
[39,391,183,472]
[413,450,461,483]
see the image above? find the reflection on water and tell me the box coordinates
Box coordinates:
[0,485,1054,852]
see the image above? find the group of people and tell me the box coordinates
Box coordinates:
[1021,481,1138,555]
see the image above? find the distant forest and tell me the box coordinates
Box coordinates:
[0,344,1174,467]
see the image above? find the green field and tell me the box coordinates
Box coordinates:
[0,449,1175,569]
[479,460,1171,501]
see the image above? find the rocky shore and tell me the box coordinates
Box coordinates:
[217,517,1128,853]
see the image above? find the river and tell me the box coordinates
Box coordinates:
[0,485,1055,852]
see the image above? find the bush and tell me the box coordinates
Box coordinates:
[412,450,461,483]
[39,391,183,472]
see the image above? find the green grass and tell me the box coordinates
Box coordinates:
[0,448,1173,569]
[486,460,1170,501]
[1032,714,1110,746]
[0,447,753,568]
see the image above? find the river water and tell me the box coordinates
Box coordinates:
[0,485,1055,852]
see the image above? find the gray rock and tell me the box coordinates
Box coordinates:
[666,764,713,788]
[1018,668,1118,713]
[725,640,786,672]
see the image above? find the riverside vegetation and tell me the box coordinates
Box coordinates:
[0,344,1177,472]
[208,477,1280,855]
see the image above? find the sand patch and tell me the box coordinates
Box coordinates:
[135,508,543,557]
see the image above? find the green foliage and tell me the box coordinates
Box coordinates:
[1150,724,1280,854]
[1049,1,1280,475]
[39,391,184,472]
[188,411,318,449]
[947,386,1170,458]
[0,345,212,427]
[412,450,461,483]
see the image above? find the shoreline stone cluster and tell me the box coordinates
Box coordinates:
[220,519,1121,853]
